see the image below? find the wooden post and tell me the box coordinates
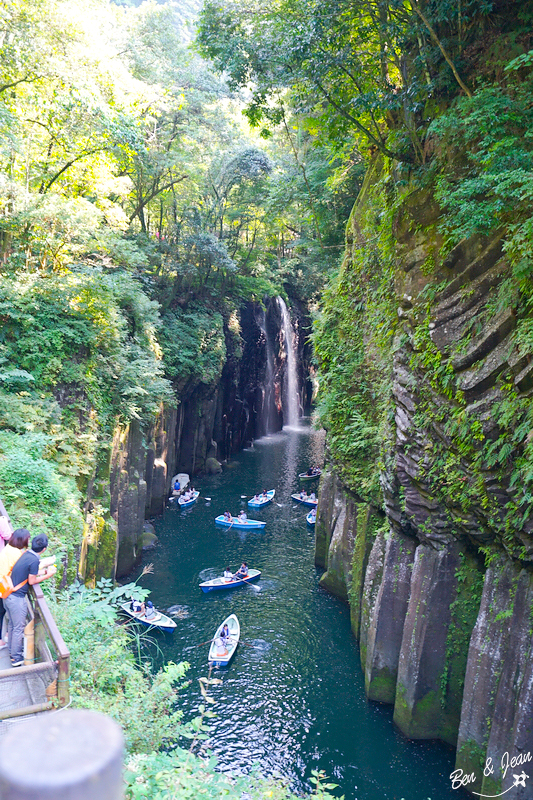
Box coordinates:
[0,709,124,799]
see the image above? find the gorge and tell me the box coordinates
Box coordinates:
[0,0,532,798]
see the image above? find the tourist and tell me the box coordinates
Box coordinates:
[223,511,232,522]
[237,511,247,523]
[130,599,144,615]
[144,600,159,621]
[215,636,227,656]
[0,529,30,650]
[299,489,307,500]
[173,479,180,493]
[223,566,233,581]
[235,562,248,579]
[221,622,230,645]
[309,492,316,501]
[4,534,56,667]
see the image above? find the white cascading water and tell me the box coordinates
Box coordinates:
[278,296,300,427]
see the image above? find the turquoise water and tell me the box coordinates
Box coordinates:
[138,423,467,800]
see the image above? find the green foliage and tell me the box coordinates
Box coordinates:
[313,172,397,500]
[0,430,84,568]
[0,270,172,425]
[125,753,342,799]
[197,0,504,165]
[49,582,193,754]
[160,306,226,392]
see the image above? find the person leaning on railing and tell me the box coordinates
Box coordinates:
[4,534,56,668]
[0,528,31,650]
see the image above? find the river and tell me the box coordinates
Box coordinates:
[138,422,467,800]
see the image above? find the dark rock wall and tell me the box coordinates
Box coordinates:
[315,178,533,789]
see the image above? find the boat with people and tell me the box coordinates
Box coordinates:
[178,489,200,508]
[291,492,318,508]
[199,568,261,593]
[306,508,317,526]
[169,473,190,500]
[120,601,177,632]
[208,613,240,668]
[248,489,275,508]
[214,514,266,529]
[298,468,322,482]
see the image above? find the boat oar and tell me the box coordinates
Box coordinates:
[238,574,261,592]
[191,639,214,649]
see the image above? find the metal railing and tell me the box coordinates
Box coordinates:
[0,498,70,720]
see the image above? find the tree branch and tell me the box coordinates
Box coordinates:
[411,1,472,97]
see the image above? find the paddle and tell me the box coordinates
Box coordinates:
[235,573,261,592]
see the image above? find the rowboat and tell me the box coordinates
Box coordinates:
[291,493,318,508]
[178,490,200,508]
[120,602,177,632]
[208,613,240,668]
[215,515,266,529]
[169,473,190,497]
[199,568,261,593]
[248,490,275,508]
[306,509,316,526]
[298,470,321,482]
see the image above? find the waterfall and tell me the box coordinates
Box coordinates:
[278,296,300,427]
[257,308,277,435]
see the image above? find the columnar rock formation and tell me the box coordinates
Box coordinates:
[316,181,533,794]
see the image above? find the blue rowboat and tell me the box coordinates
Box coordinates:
[291,493,318,508]
[178,490,200,508]
[120,602,176,632]
[248,490,275,508]
[215,515,266,529]
[199,568,261,593]
[208,613,240,668]
[306,509,316,526]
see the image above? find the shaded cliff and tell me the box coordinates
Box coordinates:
[315,165,533,791]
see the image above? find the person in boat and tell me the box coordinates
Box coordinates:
[215,636,228,657]
[261,489,268,499]
[221,622,231,645]
[299,489,307,500]
[309,492,316,501]
[234,562,249,579]
[253,494,260,502]
[144,600,160,621]
[306,467,314,476]
[223,566,233,581]
[130,599,144,615]
[237,511,247,523]
[309,507,317,520]
[173,479,180,493]
[223,511,232,522]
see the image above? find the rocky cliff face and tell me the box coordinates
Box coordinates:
[80,296,309,580]
[316,177,533,792]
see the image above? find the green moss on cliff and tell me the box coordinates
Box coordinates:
[313,168,397,501]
